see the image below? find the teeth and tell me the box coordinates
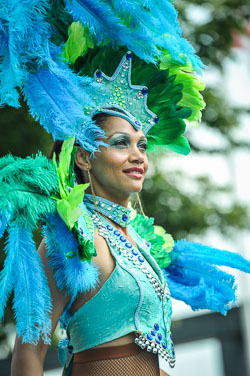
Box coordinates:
[125,171,142,174]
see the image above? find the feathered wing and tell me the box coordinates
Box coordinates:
[163,239,250,315]
[0,149,99,343]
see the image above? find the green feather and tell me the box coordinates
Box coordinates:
[62,22,95,64]
[71,45,203,155]
[53,137,89,230]
[0,154,58,229]
[160,53,206,124]
[130,212,173,268]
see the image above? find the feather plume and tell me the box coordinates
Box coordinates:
[64,0,160,63]
[0,0,52,107]
[0,224,52,344]
[0,153,58,229]
[0,213,9,239]
[44,213,99,299]
[65,0,204,70]
[23,65,106,153]
[0,233,15,322]
[163,240,250,315]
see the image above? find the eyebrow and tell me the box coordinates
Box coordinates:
[107,132,147,141]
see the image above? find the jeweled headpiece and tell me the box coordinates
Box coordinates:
[86,52,159,134]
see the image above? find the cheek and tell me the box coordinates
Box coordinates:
[105,150,128,170]
[144,155,149,176]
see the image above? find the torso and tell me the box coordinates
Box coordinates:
[70,225,137,348]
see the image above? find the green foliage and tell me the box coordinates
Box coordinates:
[142,171,250,240]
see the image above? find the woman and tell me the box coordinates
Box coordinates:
[2,2,250,376]
[11,113,172,375]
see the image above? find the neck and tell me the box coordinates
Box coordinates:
[84,193,132,228]
[86,186,130,208]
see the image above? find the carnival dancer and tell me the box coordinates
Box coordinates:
[0,1,250,375]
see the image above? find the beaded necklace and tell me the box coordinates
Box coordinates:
[84,194,131,227]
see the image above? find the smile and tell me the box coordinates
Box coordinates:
[123,167,144,179]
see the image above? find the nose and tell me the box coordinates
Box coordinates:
[128,144,145,164]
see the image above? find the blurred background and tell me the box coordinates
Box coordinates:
[0,0,250,375]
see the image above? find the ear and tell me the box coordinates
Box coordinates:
[75,147,91,171]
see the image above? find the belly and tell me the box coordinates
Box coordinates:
[94,332,136,348]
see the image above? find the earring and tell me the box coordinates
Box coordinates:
[136,192,146,217]
[87,166,97,206]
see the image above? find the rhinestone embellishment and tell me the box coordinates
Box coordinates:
[92,213,171,300]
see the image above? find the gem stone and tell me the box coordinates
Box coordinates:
[114,230,121,236]
[138,256,145,263]
[142,88,148,95]
[154,323,160,331]
[132,249,139,256]
[96,70,102,78]
[126,52,132,59]
[120,236,126,242]
[135,120,142,127]
[162,342,167,349]
[106,225,113,231]
[147,334,153,341]
[154,116,160,123]
[125,242,132,248]
[151,330,156,336]
[122,214,128,222]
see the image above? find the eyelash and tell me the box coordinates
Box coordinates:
[113,139,147,151]
[138,142,147,151]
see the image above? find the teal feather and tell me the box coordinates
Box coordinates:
[0,153,58,229]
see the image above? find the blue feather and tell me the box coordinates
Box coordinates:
[64,0,160,63]
[44,214,99,299]
[0,224,52,344]
[0,0,52,107]
[0,213,9,239]
[71,0,204,71]
[173,239,250,272]
[163,240,250,315]
[22,64,106,153]
[0,232,15,321]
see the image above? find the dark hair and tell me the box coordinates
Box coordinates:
[49,108,127,184]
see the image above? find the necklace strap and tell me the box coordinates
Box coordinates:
[84,194,131,227]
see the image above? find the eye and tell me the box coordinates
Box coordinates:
[138,141,147,151]
[116,139,127,145]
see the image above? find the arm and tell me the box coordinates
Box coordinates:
[11,240,71,376]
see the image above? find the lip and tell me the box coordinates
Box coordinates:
[123,167,144,179]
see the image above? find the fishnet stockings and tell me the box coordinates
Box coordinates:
[70,350,160,376]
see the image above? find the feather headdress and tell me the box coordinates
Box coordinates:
[0,0,205,154]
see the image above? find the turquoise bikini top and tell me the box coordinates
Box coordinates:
[64,213,175,367]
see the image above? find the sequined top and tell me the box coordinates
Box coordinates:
[66,213,175,368]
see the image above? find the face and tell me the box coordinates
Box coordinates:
[89,116,148,203]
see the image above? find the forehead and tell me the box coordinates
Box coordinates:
[102,116,146,138]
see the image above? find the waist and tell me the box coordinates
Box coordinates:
[73,342,142,363]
